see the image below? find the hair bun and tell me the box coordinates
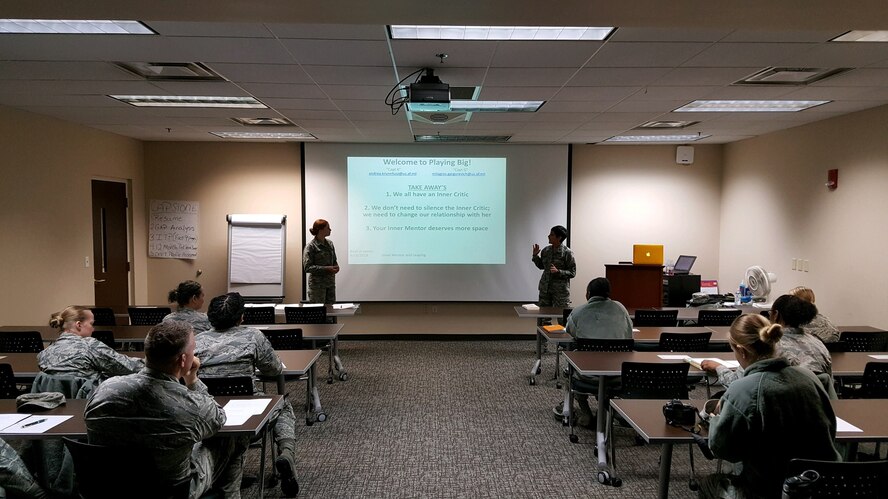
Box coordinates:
[759,323,784,345]
[49,314,63,329]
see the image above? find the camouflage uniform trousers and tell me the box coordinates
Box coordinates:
[0,439,46,498]
[306,280,335,305]
[537,287,571,326]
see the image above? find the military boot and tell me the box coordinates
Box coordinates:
[275,438,299,497]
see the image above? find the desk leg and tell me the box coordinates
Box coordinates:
[259,426,268,498]
[305,363,327,425]
[562,366,572,426]
[596,377,607,467]
[658,443,673,499]
[326,339,335,384]
[530,330,542,385]
[332,336,348,381]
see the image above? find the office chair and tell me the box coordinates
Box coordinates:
[284,306,327,324]
[91,330,116,349]
[839,332,888,352]
[242,306,276,325]
[785,459,888,499]
[566,338,635,443]
[696,309,741,327]
[606,362,699,491]
[0,364,21,398]
[63,437,194,499]
[0,331,43,353]
[658,331,713,396]
[127,307,171,326]
[263,329,304,351]
[633,309,679,327]
[89,307,117,326]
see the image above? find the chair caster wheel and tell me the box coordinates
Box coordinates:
[306,419,313,426]
[556,383,562,389]
[339,372,348,381]
[327,377,334,384]
[569,434,579,443]
[597,471,622,487]
[535,367,541,375]
[317,412,327,422]
[689,479,699,491]
[529,378,536,386]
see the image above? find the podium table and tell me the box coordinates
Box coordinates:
[605,264,663,309]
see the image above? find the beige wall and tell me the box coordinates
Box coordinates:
[0,106,145,325]
[720,104,888,328]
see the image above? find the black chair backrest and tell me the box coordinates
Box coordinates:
[786,458,888,499]
[263,328,304,350]
[91,330,116,349]
[242,306,276,325]
[839,332,888,352]
[633,309,679,327]
[128,307,172,326]
[0,331,43,353]
[561,308,573,325]
[697,309,742,326]
[575,338,635,352]
[861,362,888,398]
[90,307,117,326]
[620,361,690,399]
[199,375,254,396]
[659,332,712,352]
[0,364,19,398]
[63,437,191,499]
[284,306,327,324]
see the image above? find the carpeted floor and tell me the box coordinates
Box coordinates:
[242,340,724,498]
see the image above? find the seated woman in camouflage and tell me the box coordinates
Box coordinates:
[162,280,211,333]
[39,306,143,383]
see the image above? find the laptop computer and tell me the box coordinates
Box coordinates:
[672,255,697,274]
[632,244,664,265]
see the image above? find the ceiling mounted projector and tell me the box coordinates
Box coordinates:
[408,69,450,112]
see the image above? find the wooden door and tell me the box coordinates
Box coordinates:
[91,180,130,314]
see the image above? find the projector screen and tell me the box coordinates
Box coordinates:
[304,143,569,302]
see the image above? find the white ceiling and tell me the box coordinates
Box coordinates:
[1,1,888,144]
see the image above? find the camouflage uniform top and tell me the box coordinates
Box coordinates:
[84,368,225,484]
[712,326,832,388]
[163,308,211,334]
[303,238,338,286]
[37,332,143,380]
[802,313,840,343]
[194,326,283,393]
[532,244,576,294]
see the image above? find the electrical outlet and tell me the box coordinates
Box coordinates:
[431,306,438,313]
[803,259,810,272]
[791,258,797,270]
[84,256,90,268]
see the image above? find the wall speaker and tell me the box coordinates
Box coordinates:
[676,146,694,165]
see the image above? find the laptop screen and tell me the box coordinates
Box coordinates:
[673,255,697,274]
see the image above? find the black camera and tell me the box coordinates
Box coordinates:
[663,399,697,426]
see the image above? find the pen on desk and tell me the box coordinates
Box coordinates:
[21,418,46,428]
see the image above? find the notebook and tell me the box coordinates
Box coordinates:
[632,244,664,265]
[672,255,697,274]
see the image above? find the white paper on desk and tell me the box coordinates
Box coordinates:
[223,398,272,426]
[4,415,72,434]
[0,356,6,361]
[243,303,274,308]
[835,417,863,433]
[0,414,30,431]
[658,355,688,360]
[686,357,740,369]
[632,328,640,333]
[521,303,539,310]
[332,303,355,310]
[302,303,323,308]
[868,354,888,360]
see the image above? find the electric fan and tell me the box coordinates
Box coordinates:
[745,266,777,303]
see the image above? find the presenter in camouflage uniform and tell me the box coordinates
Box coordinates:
[84,321,247,498]
[0,439,46,498]
[532,225,576,323]
[303,219,339,304]
[39,306,143,381]
[195,293,300,497]
[163,280,211,333]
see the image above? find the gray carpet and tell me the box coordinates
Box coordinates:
[242,340,726,498]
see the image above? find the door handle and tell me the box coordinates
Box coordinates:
[94,279,107,283]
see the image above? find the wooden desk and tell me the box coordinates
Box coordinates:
[562,350,710,474]
[632,326,725,345]
[256,323,346,383]
[266,303,361,323]
[0,325,152,344]
[610,398,888,499]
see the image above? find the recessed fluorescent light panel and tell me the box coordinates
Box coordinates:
[605,134,710,143]
[115,62,223,81]
[231,117,295,126]
[210,131,315,140]
[0,19,153,34]
[450,100,544,112]
[735,67,851,85]
[674,100,829,112]
[390,25,614,40]
[109,95,266,108]
[832,30,888,42]
[637,120,699,129]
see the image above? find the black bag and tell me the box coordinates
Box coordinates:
[663,399,697,426]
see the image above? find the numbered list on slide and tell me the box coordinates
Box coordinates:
[347,157,506,264]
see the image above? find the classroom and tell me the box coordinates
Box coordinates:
[1,2,888,497]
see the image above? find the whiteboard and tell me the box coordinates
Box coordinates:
[227,214,286,299]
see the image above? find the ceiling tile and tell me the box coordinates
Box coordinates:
[682,42,816,67]
[568,67,672,86]
[280,39,393,65]
[587,42,711,67]
[490,41,602,68]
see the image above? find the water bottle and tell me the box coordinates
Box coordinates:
[739,282,748,304]
[735,282,743,306]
